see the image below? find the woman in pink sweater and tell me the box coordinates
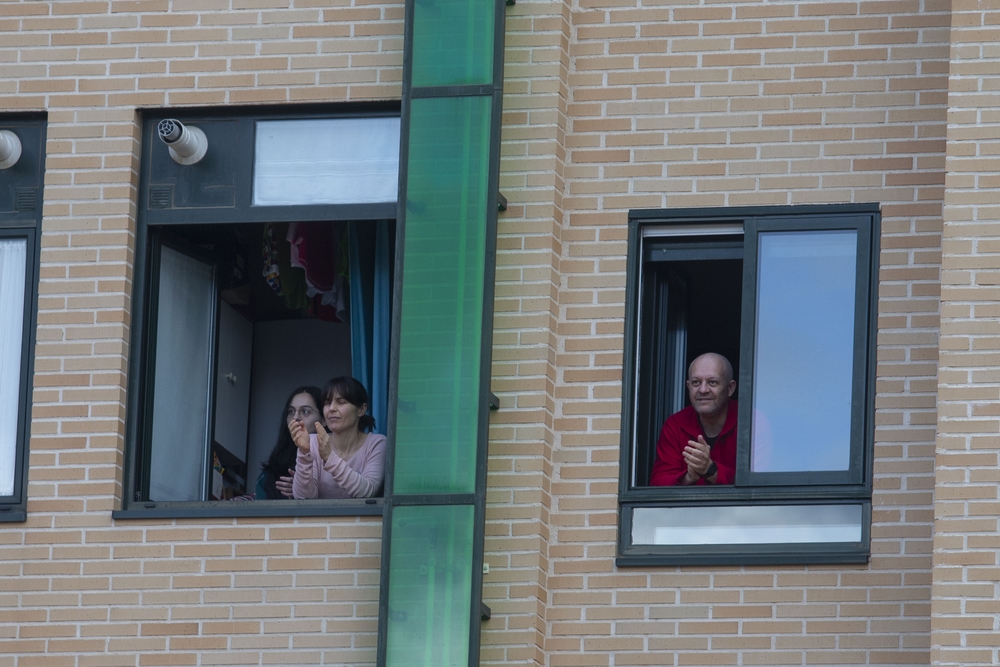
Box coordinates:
[288,376,386,499]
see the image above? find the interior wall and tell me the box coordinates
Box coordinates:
[246,317,353,491]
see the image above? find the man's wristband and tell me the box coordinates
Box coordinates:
[701,461,718,480]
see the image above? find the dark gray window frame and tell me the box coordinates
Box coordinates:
[0,114,45,523]
[116,103,400,520]
[618,204,880,566]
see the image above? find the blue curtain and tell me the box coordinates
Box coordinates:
[350,221,391,435]
[372,220,390,437]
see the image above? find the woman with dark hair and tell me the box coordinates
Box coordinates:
[255,385,324,500]
[289,376,386,499]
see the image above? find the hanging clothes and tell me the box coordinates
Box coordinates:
[287,222,347,322]
[262,223,283,296]
[262,223,310,312]
[276,233,310,313]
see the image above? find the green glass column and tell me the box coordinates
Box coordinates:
[385,505,475,666]
[411,0,494,87]
[394,96,492,496]
[378,0,505,662]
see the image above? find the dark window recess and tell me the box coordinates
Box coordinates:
[632,240,743,486]
[134,220,394,504]
[618,205,880,566]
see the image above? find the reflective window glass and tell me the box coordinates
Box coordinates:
[751,230,858,473]
[148,246,216,502]
[632,504,864,546]
[0,238,26,496]
[253,118,400,206]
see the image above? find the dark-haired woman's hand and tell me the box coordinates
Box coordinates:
[275,469,294,498]
[289,420,311,453]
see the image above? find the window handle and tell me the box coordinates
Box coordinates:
[225,373,237,385]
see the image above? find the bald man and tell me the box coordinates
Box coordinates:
[650,353,738,486]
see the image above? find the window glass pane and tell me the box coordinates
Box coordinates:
[751,230,857,473]
[393,96,491,495]
[632,504,863,546]
[411,0,494,87]
[0,238,26,497]
[253,118,400,206]
[385,505,473,667]
[148,246,215,502]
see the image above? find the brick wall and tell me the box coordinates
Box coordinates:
[0,0,967,665]
[933,1,1000,666]
[2,1,401,664]
[498,0,946,665]
[485,0,570,663]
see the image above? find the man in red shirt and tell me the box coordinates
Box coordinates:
[650,353,737,486]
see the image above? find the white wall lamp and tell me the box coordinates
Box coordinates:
[0,130,22,170]
[157,119,208,166]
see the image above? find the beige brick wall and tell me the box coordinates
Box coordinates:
[933,2,1000,666]
[493,0,945,665]
[487,0,571,663]
[2,1,401,664]
[0,0,971,665]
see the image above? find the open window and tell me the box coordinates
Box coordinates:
[119,106,399,517]
[619,205,879,565]
[137,220,393,504]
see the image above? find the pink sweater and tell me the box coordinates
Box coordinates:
[292,432,387,499]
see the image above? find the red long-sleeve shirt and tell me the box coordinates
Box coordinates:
[649,401,738,486]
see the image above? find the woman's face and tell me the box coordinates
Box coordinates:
[323,392,367,435]
[286,393,322,434]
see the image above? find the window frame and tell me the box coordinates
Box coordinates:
[617,204,880,566]
[116,104,401,519]
[0,114,45,523]
[138,231,221,505]
[736,215,874,489]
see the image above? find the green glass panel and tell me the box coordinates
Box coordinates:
[411,0,494,87]
[394,96,491,495]
[385,505,474,667]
